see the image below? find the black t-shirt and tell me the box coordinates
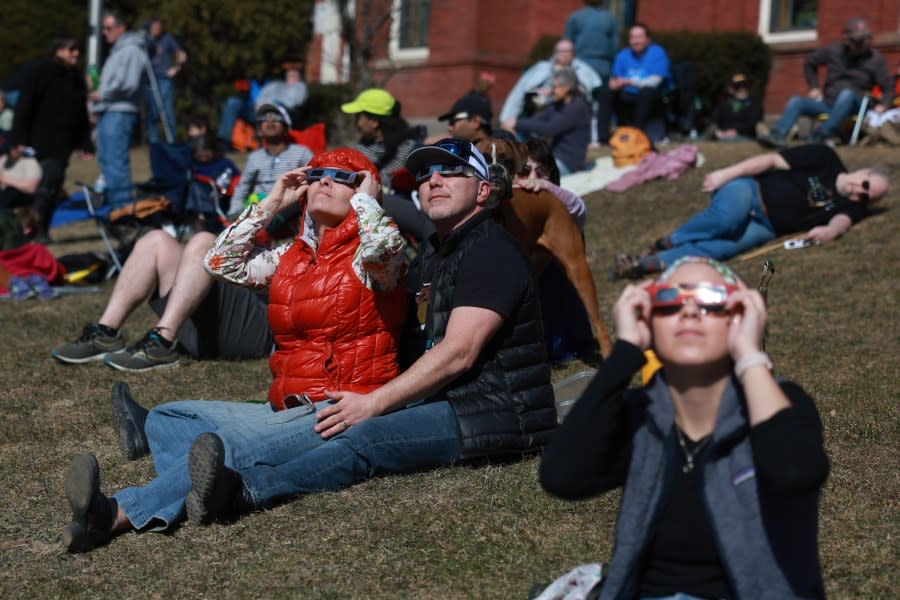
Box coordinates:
[638,433,734,600]
[757,144,866,234]
[452,236,531,318]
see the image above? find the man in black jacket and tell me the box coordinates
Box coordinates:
[10,35,94,239]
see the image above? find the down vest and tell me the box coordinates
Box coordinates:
[266,210,406,409]
[423,210,556,458]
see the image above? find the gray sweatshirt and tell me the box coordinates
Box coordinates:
[93,31,146,114]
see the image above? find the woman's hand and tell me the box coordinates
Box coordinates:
[701,169,729,193]
[513,178,550,192]
[613,282,653,351]
[356,170,380,198]
[260,167,311,215]
[725,282,768,362]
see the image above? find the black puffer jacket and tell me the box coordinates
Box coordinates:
[420,209,556,458]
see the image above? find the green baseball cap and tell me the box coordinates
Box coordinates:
[340,88,397,117]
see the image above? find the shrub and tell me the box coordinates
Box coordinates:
[654,31,771,123]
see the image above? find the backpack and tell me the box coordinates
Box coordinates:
[610,126,652,167]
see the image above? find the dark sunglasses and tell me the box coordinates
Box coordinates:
[518,163,549,179]
[434,138,473,158]
[647,282,737,316]
[306,167,361,186]
[859,179,870,204]
[415,163,477,184]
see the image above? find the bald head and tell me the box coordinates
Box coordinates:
[554,40,575,66]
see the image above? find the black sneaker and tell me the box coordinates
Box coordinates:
[52,323,125,364]
[110,381,150,460]
[186,432,242,525]
[61,453,114,553]
[757,131,787,150]
[104,328,179,372]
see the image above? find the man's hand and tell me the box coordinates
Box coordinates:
[803,226,836,244]
[807,88,823,101]
[314,390,381,439]
[501,118,517,133]
[701,169,730,193]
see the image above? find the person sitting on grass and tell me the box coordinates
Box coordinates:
[50,225,273,373]
[541,256,829,599]
[59,141,556,551]
[508,67,592,175]
[609,144,889,280]
[709,73,763,141]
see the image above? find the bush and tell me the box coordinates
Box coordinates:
[654,31,771,124]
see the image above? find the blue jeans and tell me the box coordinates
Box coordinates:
[96,110,138,207]
[656,177,775,266]
[217,96,255,142]
[146,76,176,144]
[113,399,459,529]
[772,88,861,137]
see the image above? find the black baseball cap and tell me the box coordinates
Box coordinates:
[438,93,493,123]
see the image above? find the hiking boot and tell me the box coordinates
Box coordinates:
[52,323,125,364]
[757,131,787,150]
[186,433,243,525]
[110,381,150,460]
[61,453,115,553]
[103,328,179,372]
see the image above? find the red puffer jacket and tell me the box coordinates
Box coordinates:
[266,211,406,409]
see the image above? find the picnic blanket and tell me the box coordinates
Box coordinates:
[559,146,705,197]
[606,144,700,192]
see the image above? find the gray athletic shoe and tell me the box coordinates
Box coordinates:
[103,328,179,372]
[52,323,125,364]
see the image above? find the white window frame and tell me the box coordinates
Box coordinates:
[389,0,429,62]
[757,0,818,44]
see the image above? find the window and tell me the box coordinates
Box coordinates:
[758,0,818,43]
[390,0,430,61]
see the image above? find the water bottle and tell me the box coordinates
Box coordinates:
[93,174,106,194]
[215,168,232,195]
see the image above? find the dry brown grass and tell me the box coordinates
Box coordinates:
[0,141,897,598]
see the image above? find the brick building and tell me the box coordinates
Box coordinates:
[306,0,900,119]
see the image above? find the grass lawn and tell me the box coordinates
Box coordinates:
[0,140,897,598]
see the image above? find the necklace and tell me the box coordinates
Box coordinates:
[675,426,710,473]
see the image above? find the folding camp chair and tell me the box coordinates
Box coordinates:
[71,181,124,279]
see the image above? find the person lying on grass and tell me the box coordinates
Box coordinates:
[609,144,889,280]
[540,256,829,598]
[60,140,557,552]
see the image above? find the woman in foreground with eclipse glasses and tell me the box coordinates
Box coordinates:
[60,149,408,552]
[540,256,829,599]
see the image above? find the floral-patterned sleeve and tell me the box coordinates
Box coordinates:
[204,204,293,289]
[350,193,407,292]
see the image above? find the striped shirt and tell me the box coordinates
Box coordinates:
[228,143,314,216]
[354,138,418,190]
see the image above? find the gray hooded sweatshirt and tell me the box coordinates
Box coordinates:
[93,31,145,114]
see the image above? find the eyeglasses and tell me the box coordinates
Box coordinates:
[647,282,737,316]
[518,163,549,179]
[257,113,286,123]
[306,167,361,186]
[415,163,477,184]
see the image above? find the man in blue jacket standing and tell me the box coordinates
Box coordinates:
[564,0,618,80]
[90,10,146,207]
[595,23,671,144]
